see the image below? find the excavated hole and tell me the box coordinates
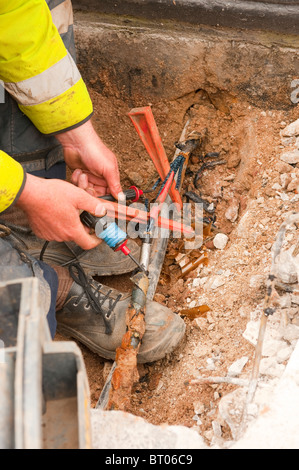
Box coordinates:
[58,55,299,446]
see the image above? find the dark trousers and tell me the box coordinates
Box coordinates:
[0,237,58,338]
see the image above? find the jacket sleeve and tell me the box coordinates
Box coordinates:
[0,0,93,135]
[0,151,26,213]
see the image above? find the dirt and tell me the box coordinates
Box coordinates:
[57,85,299,445]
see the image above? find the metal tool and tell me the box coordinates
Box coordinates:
[128,106,183,208]
[80,198,194,236]
[79,211,146,272]
[96,171,175,411]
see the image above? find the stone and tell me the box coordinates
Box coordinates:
[207,275,226,290]
[213,233,229,250]
[206,358,217,370]
[278,294,292,309]
[272,182,282,191]
[273,248,299,284]
[287,179,299,192]
[259,358,285,378]
[193,317,207,330]
[225,198,240,222]
[275,161,293,174]
[193,401,205,415]
[192,277,201,288]
[281,119,299,138]
[276,346,293,363]
[124,170,144,186]
[249,274,265,288]
[154,293,166,303]
[242,320,286,356]
[90,409,208,449]
[218,388,247,440]
[193,343,210,358]
[280,150,299,165]
[282,324,299,343]
[280,173,292,189]
[227,356,249,377]
[263,339,287,357]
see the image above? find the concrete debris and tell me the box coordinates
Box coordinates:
[192,276,208,288]
[193,400,205,415]
[282,324,299,343]
[218,388,247,440]
[90,409,208,449]
[280,173,292,189]
[227,357,249,377]
[259,357,286,378]
[276,346,293,363]
[231,340,299,449]
[206,275,226,290]
[280,118,299,138]
[273,247,299,284]
[213,233,229,250]
[88,117,299,450]
[280,150,299,165]
[225,198,240,223]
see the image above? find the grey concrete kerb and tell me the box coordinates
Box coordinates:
[72,0,299,35]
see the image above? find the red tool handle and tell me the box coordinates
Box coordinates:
[128,106,183,209]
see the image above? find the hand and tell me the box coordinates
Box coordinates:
[17,174,107,250]
[55,120,124,200]
[70,168,106,197]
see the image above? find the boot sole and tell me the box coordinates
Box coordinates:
[56,322,186,364]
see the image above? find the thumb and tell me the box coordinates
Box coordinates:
[102,164,124,201]
[76,189,107,218]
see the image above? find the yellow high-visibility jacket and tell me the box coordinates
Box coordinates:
[0,0,93,213]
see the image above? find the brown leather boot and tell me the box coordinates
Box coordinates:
[56,264,185,364]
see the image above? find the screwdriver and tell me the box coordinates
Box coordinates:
[79,211,146,273]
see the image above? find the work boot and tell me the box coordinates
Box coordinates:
[56,264,186,364]
[0,207,141,276]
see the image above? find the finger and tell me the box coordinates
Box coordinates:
[71,169,83,186]
[92,184,109,197]
[76,189,107,218]
[72,225,102,250]
[103,165,123,200]
[78,172,89,190]
[86,187,96,196]
[81,172,108,186]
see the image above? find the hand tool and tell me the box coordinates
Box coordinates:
[80,197,195,236]
[128,106,183,208]
[79,211,146,273]
[100,186,144,203]
[97,171,175,411]
[80,173,176,273]
[146,128,203,300]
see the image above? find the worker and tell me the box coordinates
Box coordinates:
[0,0,185,363]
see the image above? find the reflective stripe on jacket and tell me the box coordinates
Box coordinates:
[0,0,92,212]
[0,0,93,135]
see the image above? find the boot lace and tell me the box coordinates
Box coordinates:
[68,262,121,335]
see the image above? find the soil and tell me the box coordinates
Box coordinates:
[57,86,299,445]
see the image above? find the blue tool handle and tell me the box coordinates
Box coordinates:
[99,223,127,248]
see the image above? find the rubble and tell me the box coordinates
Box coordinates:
[280,150,299,165]
[213,233,229,250]
[78,88,299,448]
